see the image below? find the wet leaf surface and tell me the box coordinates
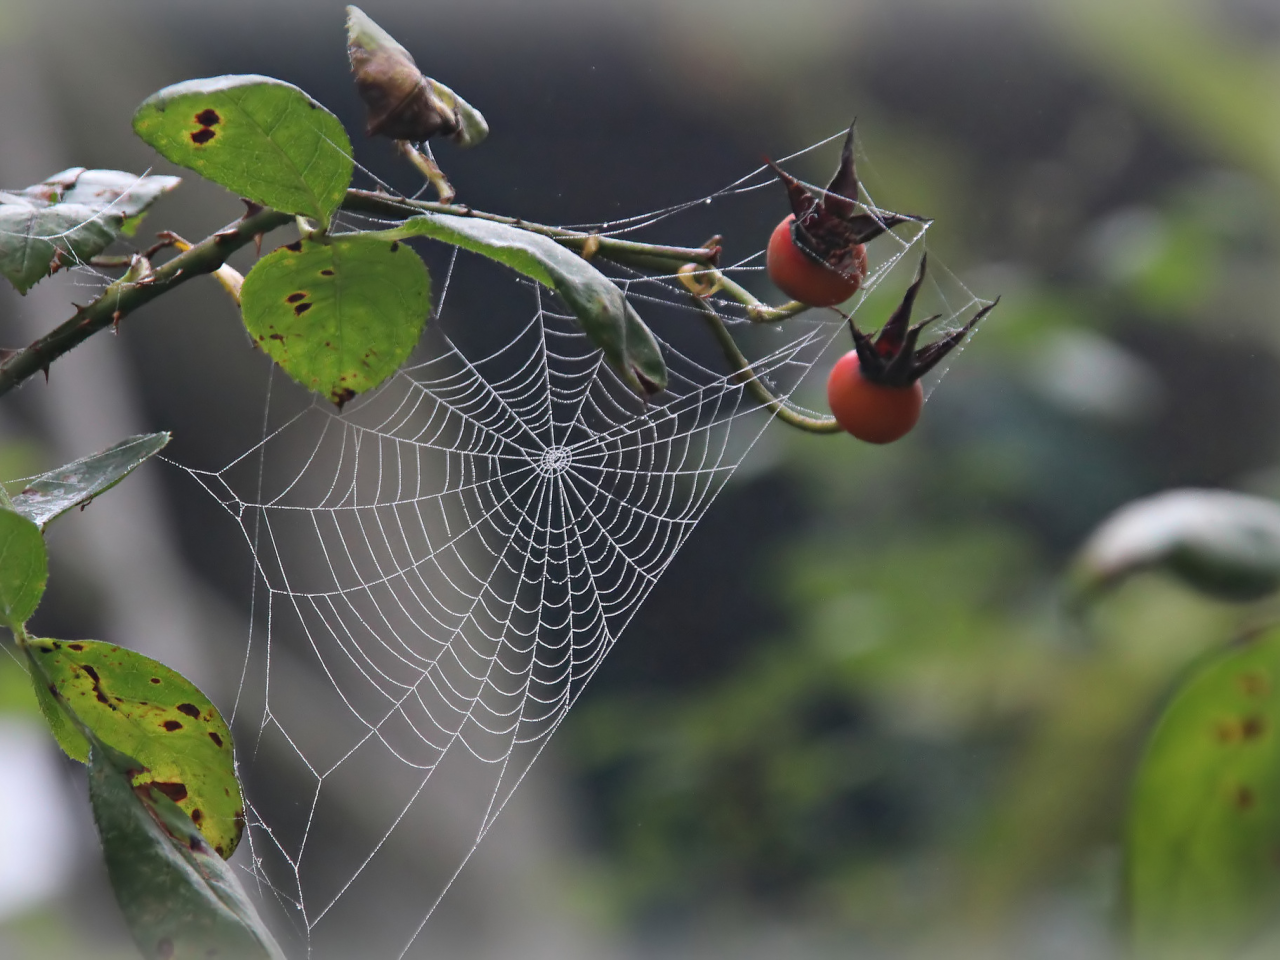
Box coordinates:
[0,168,179,293]
[87,738,284,960]
[10,432,170,529]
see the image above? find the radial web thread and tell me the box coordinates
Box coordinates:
[166,133,985,956]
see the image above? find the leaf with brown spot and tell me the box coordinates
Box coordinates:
[84,738,284,959]
[28,637,243,858]
[1128,626,1280,956]
[241,232,430,404]
[132,75,352,224]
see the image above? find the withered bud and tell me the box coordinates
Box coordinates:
[345,6,489,148]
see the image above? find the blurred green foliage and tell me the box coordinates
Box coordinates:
[564,1,1280,953]
[1127,626,1280,958]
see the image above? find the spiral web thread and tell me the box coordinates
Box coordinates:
[147,133,987,957]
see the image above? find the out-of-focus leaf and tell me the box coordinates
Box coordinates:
[1127,626,1280,957]
[0,201,117,293]
[10,432,170,530]
[0,507,46,630]
[240,233,431,405]
[0,168,180,293]
[1070,489,1280,603]
[133,75,353,223]
[28,637,243,858]
[88,738,284,960]
[8,167,181,222]
[387,214,667,395]
[0,167,182,293]
[346,5,488,147]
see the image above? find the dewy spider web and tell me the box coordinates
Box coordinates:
[147,131,988,958]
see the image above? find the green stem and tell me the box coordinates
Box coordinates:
[690,294,841,434]
[342,189,720,273]
[679,264,809,323]
[0,206,292,400]
[721,276,808,324]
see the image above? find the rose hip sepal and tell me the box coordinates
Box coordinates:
[827,255,997,444]
[765,123,927,305]
[847,253,996,388]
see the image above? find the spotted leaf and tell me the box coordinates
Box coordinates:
[1128,626,1280,956]
[240,233,431,404]
[29,638,243,858]
[87,738,284,960]
[133,75,353,223]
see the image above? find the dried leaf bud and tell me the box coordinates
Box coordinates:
[345,6,488,148]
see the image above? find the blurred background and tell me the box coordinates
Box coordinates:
[2,0,1279,957]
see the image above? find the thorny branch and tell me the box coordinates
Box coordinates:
[0,205,292,399]
[0,190,815,413]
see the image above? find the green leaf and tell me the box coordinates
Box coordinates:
[88,740,284,960]
[0,508,46,630]
[28,637,243,858]
[240,233,431,404]
[10,432,170,530]
[1127,626,1280,957]
[0,168,180,293]
[0,202,118,293]
[133,75,353,223]
[386,214,668,395]
[1070,489,1280,604]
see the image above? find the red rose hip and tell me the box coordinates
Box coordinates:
[826,351,923,443]
[767,215,865,307]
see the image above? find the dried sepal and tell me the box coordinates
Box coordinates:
[345,6,489,148]
[847,255,997,387]
[768,123,926,279]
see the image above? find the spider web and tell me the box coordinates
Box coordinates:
[38,132,987,957]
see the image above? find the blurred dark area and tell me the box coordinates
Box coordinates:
[2,1,1279,958]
